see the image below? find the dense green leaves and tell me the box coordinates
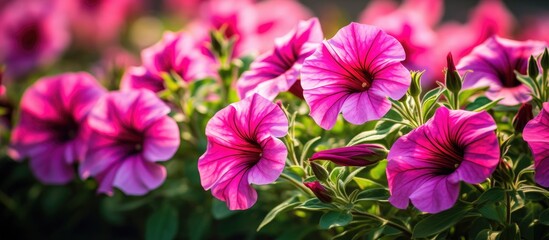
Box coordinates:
[412,204,471,238]
[145,204,179,240]
[257,196,300,231]
[319,211,353,229]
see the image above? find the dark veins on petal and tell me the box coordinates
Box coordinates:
[421,130,465,175]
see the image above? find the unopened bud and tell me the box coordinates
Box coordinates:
[528,56,539,80]
[445,52,462,95]
[304,181,332,203]
[513,103,533,133]
[310,161,329,182]
[541,48,549,73]
[309,144,387,166]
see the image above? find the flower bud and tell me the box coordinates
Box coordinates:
[513,102,533,133]
[309,144,387,166]
[541,48,549,73]
[408,71,422,97]
[304,181,332,203]
[310,161,329,182]
[528,55,539,80]
[445,52,462,95]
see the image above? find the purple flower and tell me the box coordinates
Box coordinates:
[120,32,216,93]
[457,36,546,106]
[309,144,387,166]
[387,107,500,213]
[304,181,332,203]
[523,102,549,187]
[237,18,323,100]
[80,89,180,195]
[301,22,410,130]
[0,0,69,77]
[10,72,106,184]
[198,94,288,210]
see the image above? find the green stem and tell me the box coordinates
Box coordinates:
[505,190,511,225]
[280,173,313,196]
[413,95,424,125]
[351,210,411,237]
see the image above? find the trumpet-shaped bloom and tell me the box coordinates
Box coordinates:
[523,102,549,187]
[237,18,322,100]
[387,107,500,213]
[301,22,410,130]
[457,36,546,106]
[10,72,106,184]
[121,32,215,92]
[80,90,180,195]
[198,94,288,210]
[0,0,69,77]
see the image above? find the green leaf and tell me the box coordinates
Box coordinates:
[287,166,306,178]
[412,203,470,238]
[187,211,211,240]
[474,229,491,240]
[319,211,353,229]
[355,188,390,202]
[539,209,549,225]
[353,177,385,190]
[211,199,236,220]
[257,196,299,231]
[296,198,334,211]
[347,122,402,146]
[497,223,520,240]
[478,202,506,223]
[330,167,345,184]
[458,86,488,105]
[300,136,321,164]
[515,72,536,91]
[474,188,505,206]
[145,204,179,240]
[466,96,502,112]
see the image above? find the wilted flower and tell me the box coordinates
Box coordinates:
[309,144,387,166]
[80,89,180,195]
[457,36,546,106]
[10,72,106,184]
[513,103,533,134]
[304,181,332,203]
[301,22,410,130]
[387,107,500,213]
[121,31,216,92]
[198,94,288,210]
[0,0,69,77]
[522,102,549,187]
[237,18,323,100]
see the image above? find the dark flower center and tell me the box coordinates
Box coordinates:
[19,23,41,51]
[118,128,145,155]
[498,59,526,88]
[359,69,373,89]
[81,0,102,10]
[54,117,80,143]
[434,139,464,175]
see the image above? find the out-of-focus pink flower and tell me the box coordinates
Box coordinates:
[165,0,252,19]
[523,102,549,187]
[457,36,546,106]
[10,72,106,184]
[468,0,515,40]
[387,107,500,213]
[0,0,69,77]
[80,89,180,196]
[237,18,322,100]
[0,66,4,96]
[304,181,332,203]
[121,31,216,93]
[189,0,311,57]
[520,15,549,44]
[198,94,288,210]
[310,144,387,167]
[301,23,410,130]
[60,0,140,46]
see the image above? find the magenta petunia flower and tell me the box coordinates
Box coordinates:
[80,89,180,195]
[301,22,410,130]
[60,0,140,46]
[120,31,216,93]
[10,72,106,184]
[457,36,546,106]
[0,0,69,77]
[198,93,288,210]
[237,18,322,100]
[387,107,500,213]
[522,102,549,187]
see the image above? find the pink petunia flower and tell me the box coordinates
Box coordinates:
[522,102,549,187]
[198,93,288,210]
[0,0,69,77]
[301,22,410,130]
[237,18,323,100]
[60,0,140,46]
[457,36,546,106]
[387,107,500,213]
[120,31,216,92]
[80,89,180,196]
[10,72,106,184]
